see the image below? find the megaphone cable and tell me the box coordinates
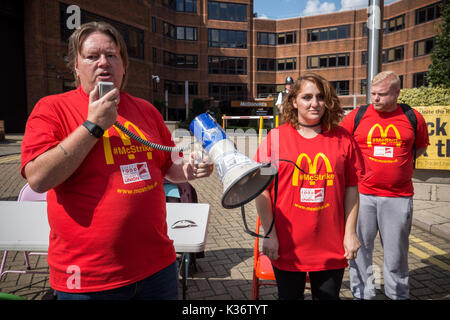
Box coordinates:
[241,160,307,239]
[114,121,192,153]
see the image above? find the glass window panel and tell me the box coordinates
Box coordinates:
[268,33,276,45]
[177,26,184,40]
[338,54,347,66]
[309,56,319,68]
[388,49,395,62]
[311,30,319,41]
[338,25,349,38]
[208,2,218,19]
[219,3,227,19]
[286,58,293,69]
[425,39,434,54]
[186,0,195,12]
[320,29,328,41]
[320,56,328,67]
[227,4,235,21]
[260,32,267,45]
[329,27,337,40]
[286,32,294,44]
[328,56,337,67]
[278,33,285,45]
[176,0,184,11]
[278,59,285,70]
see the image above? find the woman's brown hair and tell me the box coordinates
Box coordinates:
[281,73,344,131]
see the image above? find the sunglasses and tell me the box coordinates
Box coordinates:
[171,220,198,229]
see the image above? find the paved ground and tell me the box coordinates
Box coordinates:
[0,134,449,300]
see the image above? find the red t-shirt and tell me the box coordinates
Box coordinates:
[255,124,364,272]
[21,86,177,292]
[340,104,429,197]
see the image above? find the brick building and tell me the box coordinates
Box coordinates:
[0,0,444,132]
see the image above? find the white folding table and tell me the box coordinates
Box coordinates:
[0,201,210,299]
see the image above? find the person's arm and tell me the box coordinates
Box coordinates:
[343,186,361,260]
[416,146,427,158]
[23,86,120,193]
[165,152,213,183]
[255,190,279,260]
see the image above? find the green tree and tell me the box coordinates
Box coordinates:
[426,2,450,88]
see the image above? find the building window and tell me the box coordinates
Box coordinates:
[176,26,198,41]
[257,84,277,98]
[257,32,276,45]
[152,47,157,63]
[362,46,404,64]
[413,72,428,87]
[257,58,297,71]
[208,1,247,22]
[415,2,442,25]
[307,53,350,69]
[208,28,247,48]
[164,80,198,95]
[363,14,405,35]
[163,51,198,68]
[278,31,297,45]
[163,0,197,13]
[59,3,144,60]
[414,37,435,57]
[307,25,350,42]
[383,46,404,63]
[330,81,349,96]
[257,31,296,45]
[209,83,247,101]
[208,56,247,75]
[152,17,157,33]
[257,58,276,71]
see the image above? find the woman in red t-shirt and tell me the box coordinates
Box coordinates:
[254,73,363,300]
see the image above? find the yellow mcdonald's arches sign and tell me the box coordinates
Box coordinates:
[292,153,334,186]
[102,121,153,165]
[367,124,402,147]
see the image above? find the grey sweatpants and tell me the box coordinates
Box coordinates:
[349,194,413,300]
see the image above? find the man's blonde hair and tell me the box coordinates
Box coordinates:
[372,71,401,91]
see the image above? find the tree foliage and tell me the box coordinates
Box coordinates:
[398,86,450,106]
[426,2,450,88]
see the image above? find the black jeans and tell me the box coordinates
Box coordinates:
[272,266,345,300]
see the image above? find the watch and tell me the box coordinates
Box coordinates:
[82,120,104,138]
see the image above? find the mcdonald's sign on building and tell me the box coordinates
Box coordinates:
[414,106,450,170]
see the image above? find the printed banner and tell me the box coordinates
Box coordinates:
[414,106,450,170]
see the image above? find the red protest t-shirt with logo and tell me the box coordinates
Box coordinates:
[254,124,364,272]
[340,104,429,197]
[21,86,177,292]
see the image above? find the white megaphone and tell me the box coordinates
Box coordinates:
[190,113,276,209]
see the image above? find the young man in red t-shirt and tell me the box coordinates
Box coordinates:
[340,71,429,300]
[21,22,212,300]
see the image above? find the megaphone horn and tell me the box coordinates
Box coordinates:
[190,113,276,209]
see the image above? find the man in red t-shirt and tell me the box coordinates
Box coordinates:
[340,71,429,300]
[21,22,212,300]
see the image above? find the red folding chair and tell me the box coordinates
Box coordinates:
[251,215,310,299]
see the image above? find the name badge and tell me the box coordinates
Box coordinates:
[373,146,394,158]
[300,188,324,203]
[120,162,151,184]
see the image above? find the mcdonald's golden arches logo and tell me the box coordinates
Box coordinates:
[102,121,153,165]
[292,153,334,187]
[367,124,402,148]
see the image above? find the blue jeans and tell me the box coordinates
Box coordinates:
[56,261,178,300]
